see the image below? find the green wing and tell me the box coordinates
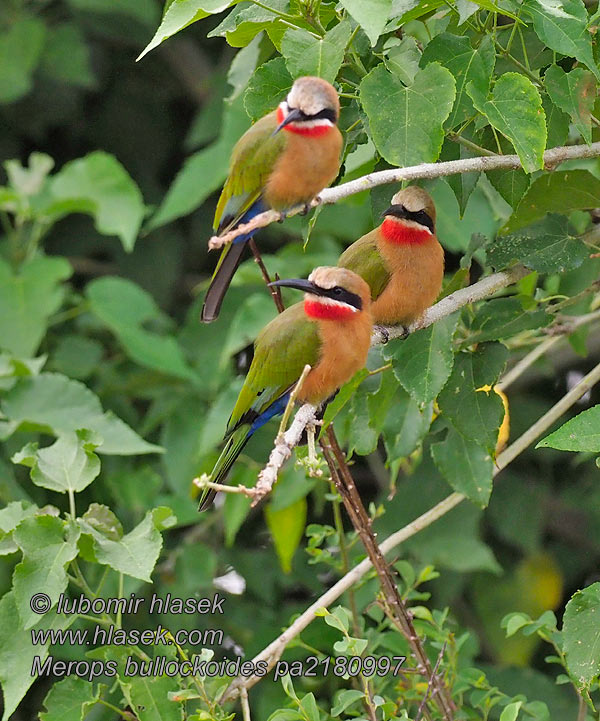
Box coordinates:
[338,232,391,300]
[227,303,322,434]
[214,111,287,232]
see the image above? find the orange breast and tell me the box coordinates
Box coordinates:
[298,313,372,405]
[373,233,445,325]
[264,127,343,209]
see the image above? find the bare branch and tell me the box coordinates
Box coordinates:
[208,142,600,249]
[222,358,600,701]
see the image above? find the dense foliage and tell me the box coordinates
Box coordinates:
[1,0,600,719]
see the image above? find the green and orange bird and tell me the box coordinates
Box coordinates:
[338,186,444,326]
[198,267,372,510]
[201,76,343,323]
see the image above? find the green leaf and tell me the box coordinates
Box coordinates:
[468,73,546,173]
[542,93,570,147]
[360,63,456,166]
[244,56,292,121]
[81,503,124,540]
[420,33,495,128]
[12,515,80,628]
[431,426,494,506]
[50,152,145,251]
[265,496,307,573]
[491,215,589,274]
[500,701,523,721]
[78,507,170,582]
[321,368,369,432]
[0,255,72,358]
[382,313,458,403]
[138,0,236,59]
[0,17,46,103]
[281,20,351,84]
[382,388,433,462]
[486,168,530,209]
[503,170,600,233]
[468,298,552,343]
[524,0,600,81]
[2,373,162,455]
[298,692,320,721]
[87,277,196,380]
[536,405,600,452]
[209,0,289,47]
[149,94,250,229]
[563,582,600,687]
[544,65,596,144]
[95,645,183,721]
[323,605,350,633]
[12,430,101,494]
[0,592,75,721]
[437,344,508,451]
[331,689,365,716]
[383,36,420,85]
[339,0,391,45]
[40,23,95,89]
[39,676,101,721]
[0,501,37,556]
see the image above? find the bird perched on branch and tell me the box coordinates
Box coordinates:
[201,76,343,323]
[198,267,372,510]
[338,186,444,326]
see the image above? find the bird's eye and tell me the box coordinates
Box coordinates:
[333,287,343,296]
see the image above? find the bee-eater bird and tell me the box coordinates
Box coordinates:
[198,267,372,510]
[201,76,343,324]
[338,186,444,326]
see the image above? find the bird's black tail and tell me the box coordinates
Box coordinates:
[201,241,247,323]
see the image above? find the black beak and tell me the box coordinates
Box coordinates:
[269,278,325,296]
[381,203,407,219]
[274,107,303,134]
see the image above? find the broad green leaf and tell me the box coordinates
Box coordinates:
[12,430,101,494]
[0,17,46,103]
[82,503,124,540]
[0,592,74,721]
[420,33,495,128]
[503,171,600,232]
[138,0,236,59]
[542,93,570,147]
[383,388,433,462]
[437,344,508,451]
[2,373,162,455]
[149,94,250,229]
[227,32,263,100]
[209,0,289,47]
[331,689,365,716]
[87,277,196,380]
[12,515,80,628]
[298,692,321,721]
[467,298,552,343]
[431,426,494,506]
[486,168,530,209]
[78,507,174,582]
[537,405,600,451]
[382,313,458,403]
[321,368,369,432]
[40,23,95,89]
[265,496,307,573]
[323,606,350,632]
[50,152,145,251]
[544,65,596,144]
[360,63,456,167]
[51,335,103,380]
[468,73,546,173]
[0,501,37,556]
[270,464,316,512]
[524,0,600,81]
[281,20,351,83]
[383,36,420,85]
[39,677,101,721]
[347,389,379,456]
[563,582,600,686]
[500,701,523,721]
[244,56,292,121]
[95,645,183,721]
[491,215,589,274]
[0,255,72,358]
[339,0,391,45]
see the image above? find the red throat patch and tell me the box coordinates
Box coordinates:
[276,106,333,138]
[304,298,357,321]
[381,217,432,245]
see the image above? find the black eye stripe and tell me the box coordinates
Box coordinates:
[384,204,434,234]
[287,106,337,124]
[325,286,362,310]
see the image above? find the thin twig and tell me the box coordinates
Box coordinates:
[415,642,448,721]
[248,238,284,313]
[240,688,252,721]
[222,361,600,701]
[208,143,600,249]
[192,476,258,498]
